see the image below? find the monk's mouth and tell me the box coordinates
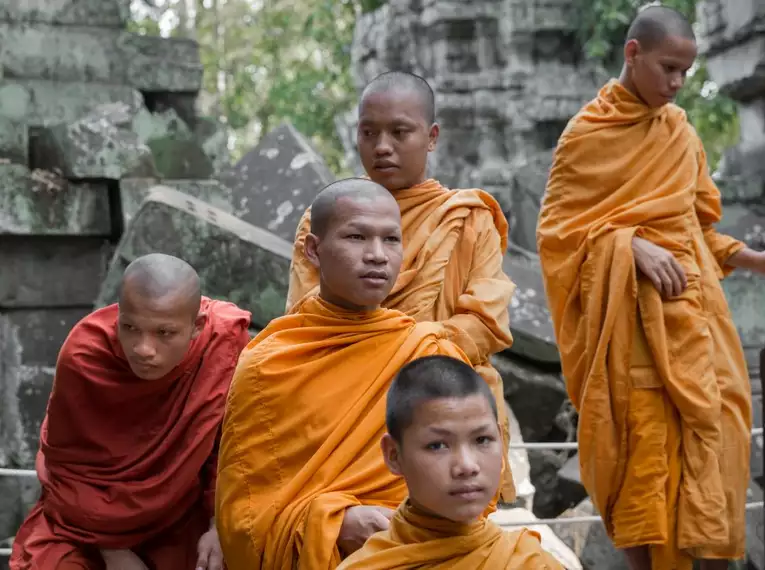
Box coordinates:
[450,487,485,500]
[360,275,388,285]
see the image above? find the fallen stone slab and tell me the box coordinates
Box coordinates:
[502,253,560,364]
[117,33,203,93]
[96,187,293,329]
[0,164,111,236]
[147,136,213,179]
[0,237,113,309]
[32,103,158,180]
[119,178,234,227]
[0,80,142,128]
[217,121,334,241]
[506,149,552,253]
[0,117,28,166]
[194,117,231,174]
[0,0,129,27]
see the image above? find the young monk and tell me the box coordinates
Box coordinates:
[9,253,251,570]
[537,5,765,570]
[215,178,472,570]
[337,355,563,569]
[286,70,517,499]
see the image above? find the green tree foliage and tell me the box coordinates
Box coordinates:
[575,0,739,167]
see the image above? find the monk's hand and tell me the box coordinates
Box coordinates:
[632,237,687,298]
[100,549,148,570]
[337,505,394,556]
[196,527,224,570]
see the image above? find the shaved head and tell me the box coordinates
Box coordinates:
[626,3,695,51]
[361,71,436,125]
[119,253,201,318]
[310,178,397,238]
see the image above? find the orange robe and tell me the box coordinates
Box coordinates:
[537,80,751,568]
[336,500,563,569]
[286,179,517,498]
[10,298,251,570]
[215,296,471,570]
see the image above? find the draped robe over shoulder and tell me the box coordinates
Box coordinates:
[336,500,563,569]
[11,298,252,570]
[215,296,470,570]
[537,80,751,567]
[287,180,517,498]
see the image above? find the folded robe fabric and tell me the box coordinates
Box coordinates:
[215,296,471,570]
[286,179,517,498]
[537,79,751,563]
[10,298,252,570]
[337,500,563,569]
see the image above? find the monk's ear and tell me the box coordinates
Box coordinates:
[427,123,439,152]
[624,39,640,67]
[304,233,321,269]
[191,310,207,339]
[381,433,404,476]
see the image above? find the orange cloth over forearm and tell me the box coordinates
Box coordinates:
[536,80,751,559]
[215,296,471,570]
[287,180,517,498]
[10,299,251,570]
[337,500,563,569]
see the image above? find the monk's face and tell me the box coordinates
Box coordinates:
[117,288,205,380]
[305,195,403,311]
[625,34,696,108]
[357,89,439,192]
[382,395,503,524]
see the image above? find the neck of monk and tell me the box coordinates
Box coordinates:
[317,290,380,314]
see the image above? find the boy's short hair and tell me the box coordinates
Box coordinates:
[361,70,436,125]
[386,355,498,443]
[625,4,695,50]
[310,177,392,238]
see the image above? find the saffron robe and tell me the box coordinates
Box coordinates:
[537,79,751,567]
[215,296,470,570]
[286,179,517,498]
[337,500,563,569]
[10,298,251,570]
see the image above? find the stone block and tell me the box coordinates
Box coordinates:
[507,150,553,252]
[502,254,559,364]
[0,80,142,128]
[96,187,293,329]
[217,122,335,241]
[32,103,158,180]
[492,353,567,442]
[745,481,764,570]
[119,178,234,227]
[0,0,129,27]
[556,499,629,570]
[0,22,121,84]
[194,117,231,174]
[147,136,213,179]
[705,35,765,101]
[117,34,203,93]
[0,164,111,236]
[556,453,588,511]
[131,107,192,144]
[0,237,113,308]
[0,117,28,165]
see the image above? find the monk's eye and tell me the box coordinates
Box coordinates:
[393,128,408,137]
[385,236,401,243]
[426,441,447,451]
[476,436,495,446]
[346,234,364,240]
[360,129,374,137]
[157,329,174,337]
[121,323,136,332]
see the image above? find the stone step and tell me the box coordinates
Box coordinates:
[95,187,293,330]
[0,164,112,236]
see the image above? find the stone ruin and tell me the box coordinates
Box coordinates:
[0,0,763,567]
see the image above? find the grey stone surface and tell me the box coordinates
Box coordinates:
[96,187,293,329]
[557,453,588,511]
[0,80,143,128]
[32,103,158,180]
[118,33,203,93]
[0,237,113,308]
[0,0,129,27]
[132,107,192,144]
[217,121,334,241]
[0,164,111,236]
[194,117,231,174]
[502,254,559,363]
[0,117,28,166]
[506,150,553,253]
[556,499,629,570]
[119,178,234,227]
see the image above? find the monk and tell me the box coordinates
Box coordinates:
[286,70,517,499]
[215,178,472,570]
[338,355,563,569]
[536,5,765,570]
[10,254,252,570]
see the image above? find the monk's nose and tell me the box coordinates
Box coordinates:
[364,239,387,262]
[452,448,480,477]
[133,338,156,360]
[374,133,393,156]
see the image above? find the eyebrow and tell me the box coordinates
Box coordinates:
[344,222,402,234]
[426,423,494,436]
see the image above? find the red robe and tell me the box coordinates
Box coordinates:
[10,297,251,570]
